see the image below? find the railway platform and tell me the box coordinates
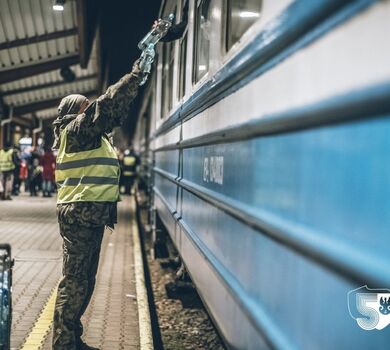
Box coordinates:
[0,193,151,350]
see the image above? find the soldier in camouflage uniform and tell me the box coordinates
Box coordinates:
[52,61,143,350]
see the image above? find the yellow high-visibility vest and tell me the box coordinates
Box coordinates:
[55,130,120,204]
[0,149,15,172]
[122,155,136,176]
[123,155,136,166]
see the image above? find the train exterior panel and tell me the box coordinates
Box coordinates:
[133,0,390,348]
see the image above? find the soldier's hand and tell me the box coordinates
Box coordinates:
[152,19,161,29]
[132,59,148,80]
[132,59,142,74]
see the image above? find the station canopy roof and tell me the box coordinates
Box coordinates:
[0,0,100,125]
[0,0,161,140]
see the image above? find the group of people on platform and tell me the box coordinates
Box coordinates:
[0,143,56,200]
[0,142,139,200]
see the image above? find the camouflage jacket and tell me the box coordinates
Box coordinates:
[56,69,142,228]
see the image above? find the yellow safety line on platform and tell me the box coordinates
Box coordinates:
[131,196,153,350]
[20,285,58,350]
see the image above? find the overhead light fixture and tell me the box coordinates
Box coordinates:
[53,0,65,11]
[239,11,260,18]
[60,66,75,82]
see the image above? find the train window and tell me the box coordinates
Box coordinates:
[161,44,168,119]
[193,0,212,83]
[161,41,175,118]
[226,0,262,50]
[167,40,175,112]
[178,32,188,100]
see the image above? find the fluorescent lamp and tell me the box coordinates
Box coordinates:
[199,65,207,71]
[53,0,65,11]
[239,11,260,18]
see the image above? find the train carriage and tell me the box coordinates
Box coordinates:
[133,0,390,349]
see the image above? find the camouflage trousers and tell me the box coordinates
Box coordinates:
[52,222,104,350]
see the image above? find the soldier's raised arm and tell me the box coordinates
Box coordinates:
[92,61,144,131]
[68,60,143,140]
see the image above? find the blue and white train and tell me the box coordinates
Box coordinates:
[133,0,390,349]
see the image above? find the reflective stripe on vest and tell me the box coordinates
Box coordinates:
[122,171,135,177]
[55,131,120,204]
[0,149,15,172]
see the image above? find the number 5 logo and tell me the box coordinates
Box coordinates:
[355,293,379,330]
[348,285,390,330]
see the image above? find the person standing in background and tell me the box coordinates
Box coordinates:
[12,144,21,196]
[20,146,32,192]
[40,146,56,197]
[120,147,139,195]
[28,147,41,196]
[19,159,28,193]
[29,157,42,197]
[0,142,17,200]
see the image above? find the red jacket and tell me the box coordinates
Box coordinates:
[19,161,28,180]
[40,151,56,181]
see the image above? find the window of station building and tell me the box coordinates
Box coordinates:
[226,0,262,51]
[193,0,212,83]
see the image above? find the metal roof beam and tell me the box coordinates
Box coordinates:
[2,74,98,96]
[13,90,98,115]
[0,54,80,84]
[0,28,78,50]
[77,0,98,68]
[77,0,88,68]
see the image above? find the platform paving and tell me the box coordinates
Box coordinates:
[0,194,61,350]
[0,194,141,350]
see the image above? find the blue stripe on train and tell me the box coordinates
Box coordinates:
[154,115,390,349]
[182,116,390,270]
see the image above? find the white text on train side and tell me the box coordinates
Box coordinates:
[203,156,224,185]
